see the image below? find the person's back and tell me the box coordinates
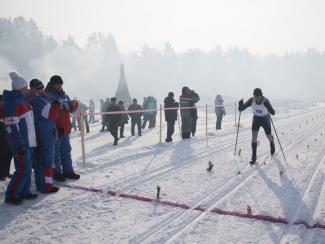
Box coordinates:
[108,103,122,126]
[164,94,178,122]
[128,103,142,119]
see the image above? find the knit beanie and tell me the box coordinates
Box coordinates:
[9,72,28,91]
[30,79,44,90]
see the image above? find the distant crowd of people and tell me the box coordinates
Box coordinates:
[71,86,228,145]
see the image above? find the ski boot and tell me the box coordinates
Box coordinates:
[250,142,257,165]
[270,141,275,156]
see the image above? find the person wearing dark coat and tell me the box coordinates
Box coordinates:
[179,86,200,139]
[142,96,156,129]
[128,99,143,136]
[0,94,13,181]
[101,98,110,132]
[191,105,198,136]
[107,97,122,145]
[215,95,226,130]
[118,101,128,138]
[164,92,179,142]
[152,97,157,127]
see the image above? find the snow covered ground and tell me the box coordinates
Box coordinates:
[1,103,325,244]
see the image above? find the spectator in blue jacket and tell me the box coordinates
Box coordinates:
[28,79,61,193]
[3,72,38,205]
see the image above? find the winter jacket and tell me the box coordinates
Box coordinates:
[164,96,179,122]
[120,106,129,125]
[2,90,37,150]
[44,88,78,135]
[180,92,200,119]
[128,104,143,120]
[107,104,122,127]
[215,96,226,115]
[27,91,61,141]
[143,98,155,115]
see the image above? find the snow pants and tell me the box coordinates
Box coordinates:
[5,147,33,199]
[34,130,56,193]
[54,134,74,175]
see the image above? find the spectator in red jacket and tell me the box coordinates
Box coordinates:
[44,75,80,181]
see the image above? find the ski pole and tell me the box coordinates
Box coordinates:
[270,116,288,166]
[234,111,241,157]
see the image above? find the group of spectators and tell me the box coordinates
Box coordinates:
[0,72,80,205]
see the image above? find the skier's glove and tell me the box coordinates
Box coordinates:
[238,99,244,111]
[239,99,244,106]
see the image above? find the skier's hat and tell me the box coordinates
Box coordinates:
[253,88,263,96]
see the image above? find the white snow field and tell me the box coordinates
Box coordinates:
[1,103,325,244]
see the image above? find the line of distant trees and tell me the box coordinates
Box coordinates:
[1,16,324,102]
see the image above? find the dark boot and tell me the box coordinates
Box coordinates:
[5,197,23,205]
[165,137,172,142]
[44,186,60,194]
[53,172,66,182]
[270,141,275,156]
[113,138,119,146]
[63,172,80,180]
[250,143,257,165]
[23,193,38,200]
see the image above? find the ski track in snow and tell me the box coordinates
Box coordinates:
[132,110,325,243]
[0,105,325,243]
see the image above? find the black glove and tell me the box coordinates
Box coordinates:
[239,99,244,107]
[16,145,25,156]
[238,99,244,112]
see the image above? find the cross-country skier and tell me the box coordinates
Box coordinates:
[238,88,275,165]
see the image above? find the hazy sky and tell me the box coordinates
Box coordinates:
[1,0,325,55]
